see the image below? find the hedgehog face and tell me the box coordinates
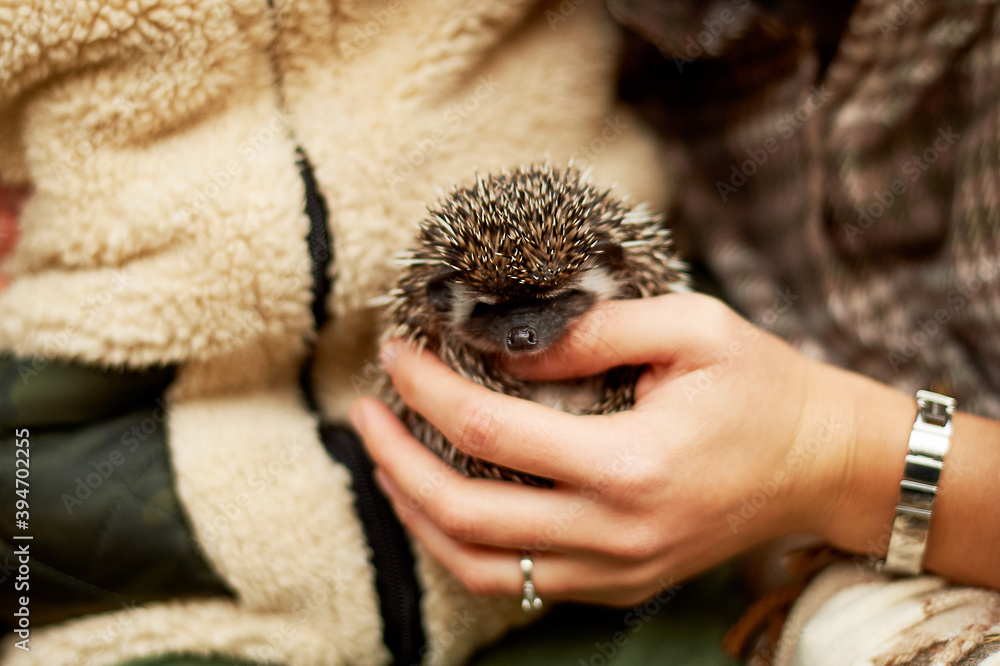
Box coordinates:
[424,248,624,356]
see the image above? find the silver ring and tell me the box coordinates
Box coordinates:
[520,549,542,612]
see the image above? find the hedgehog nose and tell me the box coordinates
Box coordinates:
[507,325,538,351]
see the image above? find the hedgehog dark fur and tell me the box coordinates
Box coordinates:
[377,164,689,485]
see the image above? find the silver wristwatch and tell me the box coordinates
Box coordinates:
[880,390,957,575]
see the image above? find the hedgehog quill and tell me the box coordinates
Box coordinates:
[378,165,689,485]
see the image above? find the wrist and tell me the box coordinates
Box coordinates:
[795,363,914,555]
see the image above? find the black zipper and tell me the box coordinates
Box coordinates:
[296,147,333,332]
[295,149,427,664]
[320,424,427,665]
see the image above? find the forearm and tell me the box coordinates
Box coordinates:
[923,411,1000,587]
[819,365,1000,589]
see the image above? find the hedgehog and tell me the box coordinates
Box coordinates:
[377,164,689,485]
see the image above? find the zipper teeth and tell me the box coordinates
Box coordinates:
[322,425,425,665]
[344,434,420,661]
[345,442,415,649]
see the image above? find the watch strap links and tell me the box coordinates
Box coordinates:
[880,390,956,575]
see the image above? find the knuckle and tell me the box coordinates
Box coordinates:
[612,457,658,497]
[692,295,739,344]
[583,431,658,501]
[434,501,480,542]
[455,399,502,459]
[607,524,661,562]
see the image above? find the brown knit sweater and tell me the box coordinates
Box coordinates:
[612,0,1000,419]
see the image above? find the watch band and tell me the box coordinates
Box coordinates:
[880,390,957,575]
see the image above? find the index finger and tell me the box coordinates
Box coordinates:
[383,342,621,486]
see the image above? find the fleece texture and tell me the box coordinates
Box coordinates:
[0,0,314,397]
[773,563,1000,665]
[0,0,668,664]
[275,0,671,417]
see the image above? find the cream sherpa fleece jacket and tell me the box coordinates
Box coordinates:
[0,1,668,665]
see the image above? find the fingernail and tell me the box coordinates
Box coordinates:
[349,400,366,434]
[379,341,400,371]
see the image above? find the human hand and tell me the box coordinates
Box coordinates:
[353,293,910,605]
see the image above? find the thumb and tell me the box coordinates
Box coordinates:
[503,292,729,381]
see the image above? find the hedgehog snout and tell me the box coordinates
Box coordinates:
[506,325,538,351]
